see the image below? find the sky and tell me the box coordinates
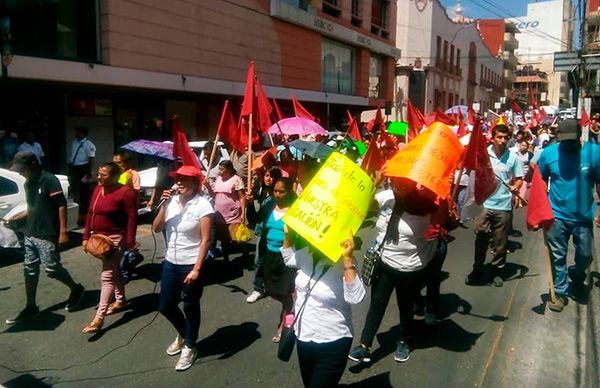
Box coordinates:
[438,0,542,19]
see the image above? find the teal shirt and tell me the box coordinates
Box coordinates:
[537,142,600,222]
[265,210,285,252]
[483,145,523,211]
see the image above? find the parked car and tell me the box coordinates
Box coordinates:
[0,168,79,249]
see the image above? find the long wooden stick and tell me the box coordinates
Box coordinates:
[207,133,220,175]
[543,236,557,304]
[493,173,528,205]
[247,113,253,189]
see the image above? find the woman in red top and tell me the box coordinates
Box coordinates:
[82,162,137,333]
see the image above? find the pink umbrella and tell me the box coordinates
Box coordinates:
[267,117,327,136]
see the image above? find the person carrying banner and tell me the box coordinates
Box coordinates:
[465,124,523,287]
[537,119,600,312]
[348,179,440,364]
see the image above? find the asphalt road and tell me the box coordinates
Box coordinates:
[0,208,595,387]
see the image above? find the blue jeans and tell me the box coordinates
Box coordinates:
[159,260,204,347]
[544,218,593,296]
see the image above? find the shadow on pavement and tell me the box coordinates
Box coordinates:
[197,321,261,360]
[0,247,23,268]
[3,311,65,333]
[502,263,533,282]
[134,262,163,283]
[88,293,159,341]
[340,372,393,387]
[201,257,246,286]
[532,293,550,315]
[349,319,483,373]
[2,373,53,388]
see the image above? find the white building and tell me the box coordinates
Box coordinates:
[507,0,573,106]
[394,0,505,120]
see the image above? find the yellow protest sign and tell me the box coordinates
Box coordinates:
[382,122,463,198]
[283,152,375,262]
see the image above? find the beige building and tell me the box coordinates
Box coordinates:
[394,0,505,120]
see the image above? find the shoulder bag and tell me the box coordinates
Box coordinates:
[85,188,116,261]
[361,210,402,286]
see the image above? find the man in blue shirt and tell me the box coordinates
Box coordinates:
[537,119,600,312]
[466,124,523,287]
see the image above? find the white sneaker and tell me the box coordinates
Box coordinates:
[175,345,197,371]
[166,335,185,356]
[246,290,264,303]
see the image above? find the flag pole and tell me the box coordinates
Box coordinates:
[493,173,528,205]
[247,113,253,190]
[207,133,220,177]
[543,236,557,305]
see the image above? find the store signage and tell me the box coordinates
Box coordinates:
[516,20,540,29]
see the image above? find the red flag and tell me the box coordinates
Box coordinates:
[373,107,384,132]
[361,138,385,175]
[346,110,363,141]
[580,109,591,127]
[468,106,477,125]
[406,99,425,139]
[511,98,522,113]
[255,78,272,133]
[240,62,255,118]
[292,94,315,120]
[272,98,284,122]
[528,86,539,110]
[425,109,457,126]
[463,118,498,204]
[526,166,554,230]
[172,116,202,172]
[456,116,467,137]
[217,101,245,154]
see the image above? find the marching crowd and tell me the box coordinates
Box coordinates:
[3,113,600,386]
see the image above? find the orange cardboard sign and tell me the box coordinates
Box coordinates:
[382,122,463,198]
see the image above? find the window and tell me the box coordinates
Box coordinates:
[450,45,455,73]
[456,49,461,74]
[443,40,448,70]
[369,55,383,98]
[371,0,388,29]
[0,176,18,197]
[2,0,99,62]
[352,0,360,16]
[322,40,355,95]
[436,36,442,66]
[351,0,361,26]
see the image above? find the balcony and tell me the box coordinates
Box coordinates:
[504,33,519,51]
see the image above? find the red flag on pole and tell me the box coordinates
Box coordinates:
[528,86,539,110]
[240,62,255,118]
[217,101,245,154]
[255,78,272,133]
[292,94,315,120]
[526,166,554,230]
[580,108,591,127]
[456,115,467,137]
[511,98,522,113]
[463,119,498,204]
[361,137,385,175]
[172,115,202,172]
[346,110,363,141]
[406,99,425,139]
[272,98,285,122]
[468,106,477,125]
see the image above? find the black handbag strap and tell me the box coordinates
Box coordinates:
[71,140,84,165]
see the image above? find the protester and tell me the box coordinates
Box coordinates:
[245,166,283,303]
[537,119,600,312]
[17,131,45,165]
[257,177,297,341]
[199,141,224,186]
[349,179,439,364]
[152,165,213,371]
[513,140,533,208]
[68,126,96,223]
[81,162,137,334]
[112,150,144,283]
[465,124,523,287]
[5,152,85,325]
[282,227,365,387]
[204,160,246,261]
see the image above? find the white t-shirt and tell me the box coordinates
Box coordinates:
[281,246,365,343]
[375,190,437,272]
[165,194,214,265]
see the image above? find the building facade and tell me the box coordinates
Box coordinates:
[394,0,504,121]
[0,0,398,172]
[507,0,573,107]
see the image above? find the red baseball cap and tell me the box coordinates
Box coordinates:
[170,165,203,178]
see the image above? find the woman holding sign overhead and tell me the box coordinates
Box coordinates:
[348,178,440,364]
[281,225,365,388]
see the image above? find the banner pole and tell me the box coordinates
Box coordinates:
[207,133,220,176]
[543,235,557,304]
[247,113,253,190]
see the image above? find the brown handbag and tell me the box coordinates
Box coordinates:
[85,188,116,261]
